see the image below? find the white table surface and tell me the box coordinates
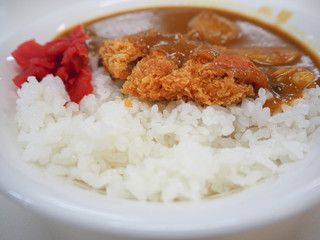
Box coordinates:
[1,0,320,239]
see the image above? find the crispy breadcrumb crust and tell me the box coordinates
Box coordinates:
[100,29,266,106]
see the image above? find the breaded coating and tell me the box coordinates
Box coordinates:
[99,38,143,79]
[99,29,162,79]
[99,29,267,106]
[122,50,255,105]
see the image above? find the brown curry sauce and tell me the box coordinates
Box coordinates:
[58,7,320,112]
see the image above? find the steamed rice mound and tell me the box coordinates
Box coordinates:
[15,67,320,202]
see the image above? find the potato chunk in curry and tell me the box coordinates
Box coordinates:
[188,11,239,45]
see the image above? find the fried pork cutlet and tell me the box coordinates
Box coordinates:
[99,29,267,106]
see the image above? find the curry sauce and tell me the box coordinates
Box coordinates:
[59,7,320,112]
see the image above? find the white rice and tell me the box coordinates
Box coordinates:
[15,67,320,202]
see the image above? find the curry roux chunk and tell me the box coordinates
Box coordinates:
[100,28,267,106]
